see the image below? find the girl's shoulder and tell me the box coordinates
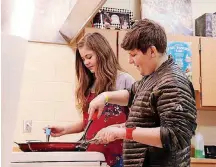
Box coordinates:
[116,71,136,90]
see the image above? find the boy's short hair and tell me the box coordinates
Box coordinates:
[121,19,167,54]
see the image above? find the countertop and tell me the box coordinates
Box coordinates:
[12,147,216,165]
[191,158,216,164]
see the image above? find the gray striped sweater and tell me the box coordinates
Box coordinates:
[124,57,197,167]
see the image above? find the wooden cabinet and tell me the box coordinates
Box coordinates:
[166,35,216,109]
[200,37,216,107]
[118,30,142,81]
[167,34,200,91]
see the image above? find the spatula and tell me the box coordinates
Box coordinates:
[76,111,98,150]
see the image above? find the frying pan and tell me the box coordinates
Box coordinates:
[27,141,83,152]
[15,141,85,152]
[14,142,31,152]
[27,139,97,152]
[14,140,41,152]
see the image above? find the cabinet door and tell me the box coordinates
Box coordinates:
[118,31,142,81]
[84,28,118,56]
[167,34,200,91]
[200,37,216,106]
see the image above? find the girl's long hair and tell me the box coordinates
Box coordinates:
[76,32,122,110]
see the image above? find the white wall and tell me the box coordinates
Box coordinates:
[191,0,216,20]
[191,0,216,32]
[14,42,83,144]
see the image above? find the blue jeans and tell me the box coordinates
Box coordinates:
[111,156,123,167]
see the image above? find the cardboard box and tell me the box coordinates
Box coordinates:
[195,13,216,37]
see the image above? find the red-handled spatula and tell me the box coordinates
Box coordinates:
[76,111,98,151]
[79,111,98,141]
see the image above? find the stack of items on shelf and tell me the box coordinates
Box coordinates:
[195,13,216,37]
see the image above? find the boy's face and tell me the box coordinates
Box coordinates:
[128,47,158,76]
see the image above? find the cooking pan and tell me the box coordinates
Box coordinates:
[14,140,41,152]
[27,141,83,152]
[14,142,31,152]
[14,141,84,152]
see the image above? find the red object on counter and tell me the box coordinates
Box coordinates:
[28,142,81,152]
[14,141,83,152]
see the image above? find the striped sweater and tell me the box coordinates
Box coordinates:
[124,57,197,167]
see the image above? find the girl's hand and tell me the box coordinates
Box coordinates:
[88,93,107,120]
[43,126,67,137]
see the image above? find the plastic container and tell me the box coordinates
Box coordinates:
[194,132,205,158]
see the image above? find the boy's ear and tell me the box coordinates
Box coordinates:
[149,46,157,58]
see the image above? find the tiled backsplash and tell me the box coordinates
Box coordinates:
[13,42,82,143]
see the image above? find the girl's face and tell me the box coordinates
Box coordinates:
[78,46,97,73]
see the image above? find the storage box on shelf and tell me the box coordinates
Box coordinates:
[195,13,216,37]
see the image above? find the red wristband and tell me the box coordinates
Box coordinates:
[126,127,136,140]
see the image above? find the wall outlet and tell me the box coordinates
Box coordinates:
[23,120,32,133]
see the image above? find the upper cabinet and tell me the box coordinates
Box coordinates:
[200,37,216,107]
[167,34,200,91]
[167,35,216,109]
[118,31,142,81]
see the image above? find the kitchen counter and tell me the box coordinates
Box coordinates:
[191,158,216,167]
[10,152,107,167]
[12,149,216,167]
